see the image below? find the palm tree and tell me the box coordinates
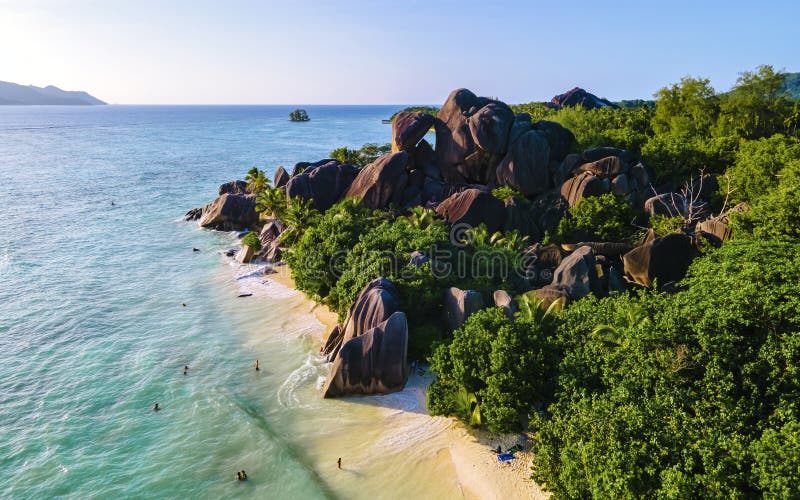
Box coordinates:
[408,207,436,229]
[280,197,320,246]
[454,387,482,427]
[255,187,288,220]
[516,293,562,322]
[245,167,270,194]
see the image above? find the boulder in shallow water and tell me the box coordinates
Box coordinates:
[199,193,258,231]
[236,244,255,263]
[323,311,409,398]
[218,180,249,196]
[184,207,203,221]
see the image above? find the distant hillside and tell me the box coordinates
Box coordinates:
[0,81,106,105]
[783,72,800,99]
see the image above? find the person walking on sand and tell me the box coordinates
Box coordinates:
[254,359,259,371]
[337,458,341,469]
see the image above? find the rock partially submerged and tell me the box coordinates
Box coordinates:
[198,193,258,231]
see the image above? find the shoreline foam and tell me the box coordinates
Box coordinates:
[227,251,548,499]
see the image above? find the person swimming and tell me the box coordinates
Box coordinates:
[183,365,188,375]
[254,359,259,371]
[153,403,159,411]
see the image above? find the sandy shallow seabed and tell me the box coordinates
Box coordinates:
[264,263,548,499]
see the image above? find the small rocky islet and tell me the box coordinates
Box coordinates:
[186,86,738,398]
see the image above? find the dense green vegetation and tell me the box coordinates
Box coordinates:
[533,241,800,497]
[329,142,391,167]
[512,65,798,184]
[556,193,640,242]
[388,105,439,122]
[241,231,261,251]
[249,64,800,498]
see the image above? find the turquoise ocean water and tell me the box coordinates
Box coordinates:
[0,106,463,499]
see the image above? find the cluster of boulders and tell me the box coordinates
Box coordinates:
[186,86,742,398]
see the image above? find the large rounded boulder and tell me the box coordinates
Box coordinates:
[435,188,506,234]
[560,171,608,207]
[392,112,435,153]
[285,160,359,211]
[323,311,409,398]
[434,88,514,185]
[198,193,258,231]
[622,233,698,288]
[534,120,575,162]
[273,167,290,188]
[443,287,485,332]
[344,152,409,209]
[550,245,601,300]
[496,130,551,196]
[326,278,401,362]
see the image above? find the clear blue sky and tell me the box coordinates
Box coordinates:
[1,0,797,104]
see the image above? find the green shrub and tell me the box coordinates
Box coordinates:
[244,166,270,194]
[241,231,261,251]
[729,159,800,241]
[428,307,558,433]
[532,240,800,498]
[491,186,525,202]
[724,134,800,204]
[255,186,288,220]
[329,143,391,167]
[557,193,638,242]
[649,214,684,237]
[328,215,454,358]
[285,199,381,300]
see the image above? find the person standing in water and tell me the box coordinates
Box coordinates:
[153,403,159,412]
[254,359,259,371]
[183,365,188,375]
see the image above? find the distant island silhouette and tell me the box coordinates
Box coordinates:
[0,81,106,105]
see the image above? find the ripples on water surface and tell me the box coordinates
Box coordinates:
[0,106,463,499]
